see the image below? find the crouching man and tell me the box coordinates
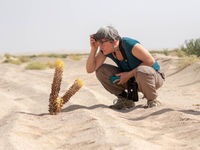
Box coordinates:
[86,26,164,109]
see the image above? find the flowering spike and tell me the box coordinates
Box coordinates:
[55,59,64,69]
[61,79,83,107]
[49,59,64,115]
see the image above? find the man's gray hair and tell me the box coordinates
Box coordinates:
[93,26,121,42]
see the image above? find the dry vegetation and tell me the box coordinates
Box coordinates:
[25,62,55,70]
[150,38,200,69]
[1,38,200,70]
[150,49,200,69]
[2,50,200,70]
[1,53,89,70]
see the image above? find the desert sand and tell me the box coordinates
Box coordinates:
[0,54,200,150]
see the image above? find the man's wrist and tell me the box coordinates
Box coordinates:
[91,47,98,52]
[129,69,135,78]
[90,51,97,57]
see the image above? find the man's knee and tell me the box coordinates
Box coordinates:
[96,64,109,79]
[135,66,156,84]
[95,64,119,80]
[136,66,155,76]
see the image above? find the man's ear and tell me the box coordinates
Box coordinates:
[113,40,117,46]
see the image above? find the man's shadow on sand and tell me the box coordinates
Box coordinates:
[18,104,200,119]
[61,104,144,113]
[124,108,200,121]
[18,104,143,116]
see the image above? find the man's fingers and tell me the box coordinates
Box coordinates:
[117,79,126,85]
[117,81,122,85]
[113,79,120,83]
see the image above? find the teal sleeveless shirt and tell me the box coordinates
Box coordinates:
[105,37,142,72]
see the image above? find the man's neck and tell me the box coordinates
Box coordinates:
[113,40,120,52]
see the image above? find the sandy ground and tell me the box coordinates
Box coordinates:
[0,54,200,150]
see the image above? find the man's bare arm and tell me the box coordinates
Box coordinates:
[86,50,106,73]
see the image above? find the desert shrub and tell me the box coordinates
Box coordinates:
[150,49,169,56]
[68,54,81,60]
[46,62,55,69]
[38,54,47,57]
[150,50,163,54]
[3,55,30,65]
[47,53,68,58]
[4,53,12,59]
[18,56,30,63]
[25,61,56,70]
[178,55,200,69]
[29,55,37,58]
[3,59,22,65]
[163,49,169,56]
[173,49,187,57]
[25,62,47,70]
[181,38,200,57]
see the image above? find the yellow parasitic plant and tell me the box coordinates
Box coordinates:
[60,79,83,108]
[53,79,83,113]
[49,60,83,115]
[49,59,64,115]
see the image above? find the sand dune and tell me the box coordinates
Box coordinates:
[0,55,200,150]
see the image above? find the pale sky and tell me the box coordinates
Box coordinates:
[0,0,200,54]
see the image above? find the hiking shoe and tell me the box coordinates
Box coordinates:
[147,99,161,108]
[109,98,135,110]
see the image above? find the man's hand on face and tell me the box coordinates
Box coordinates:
[90,35,99,52]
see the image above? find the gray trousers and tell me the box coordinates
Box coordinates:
[95,64,164,101]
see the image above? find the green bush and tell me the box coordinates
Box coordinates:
[47,53,68,58]
[18,56,30,63]
[25,61,56,70]
[163,49,169,56]
[174,49,187,57]
[178,55,200,69]
[4,53,12,59]
[3,55,30,65]
[181,38,200,57]
[46,62,55,69]
[29,55,37,58]
[69,54,82,60]
[150,49,169,56]
[25,62,47,70]
[3,59,22,65]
